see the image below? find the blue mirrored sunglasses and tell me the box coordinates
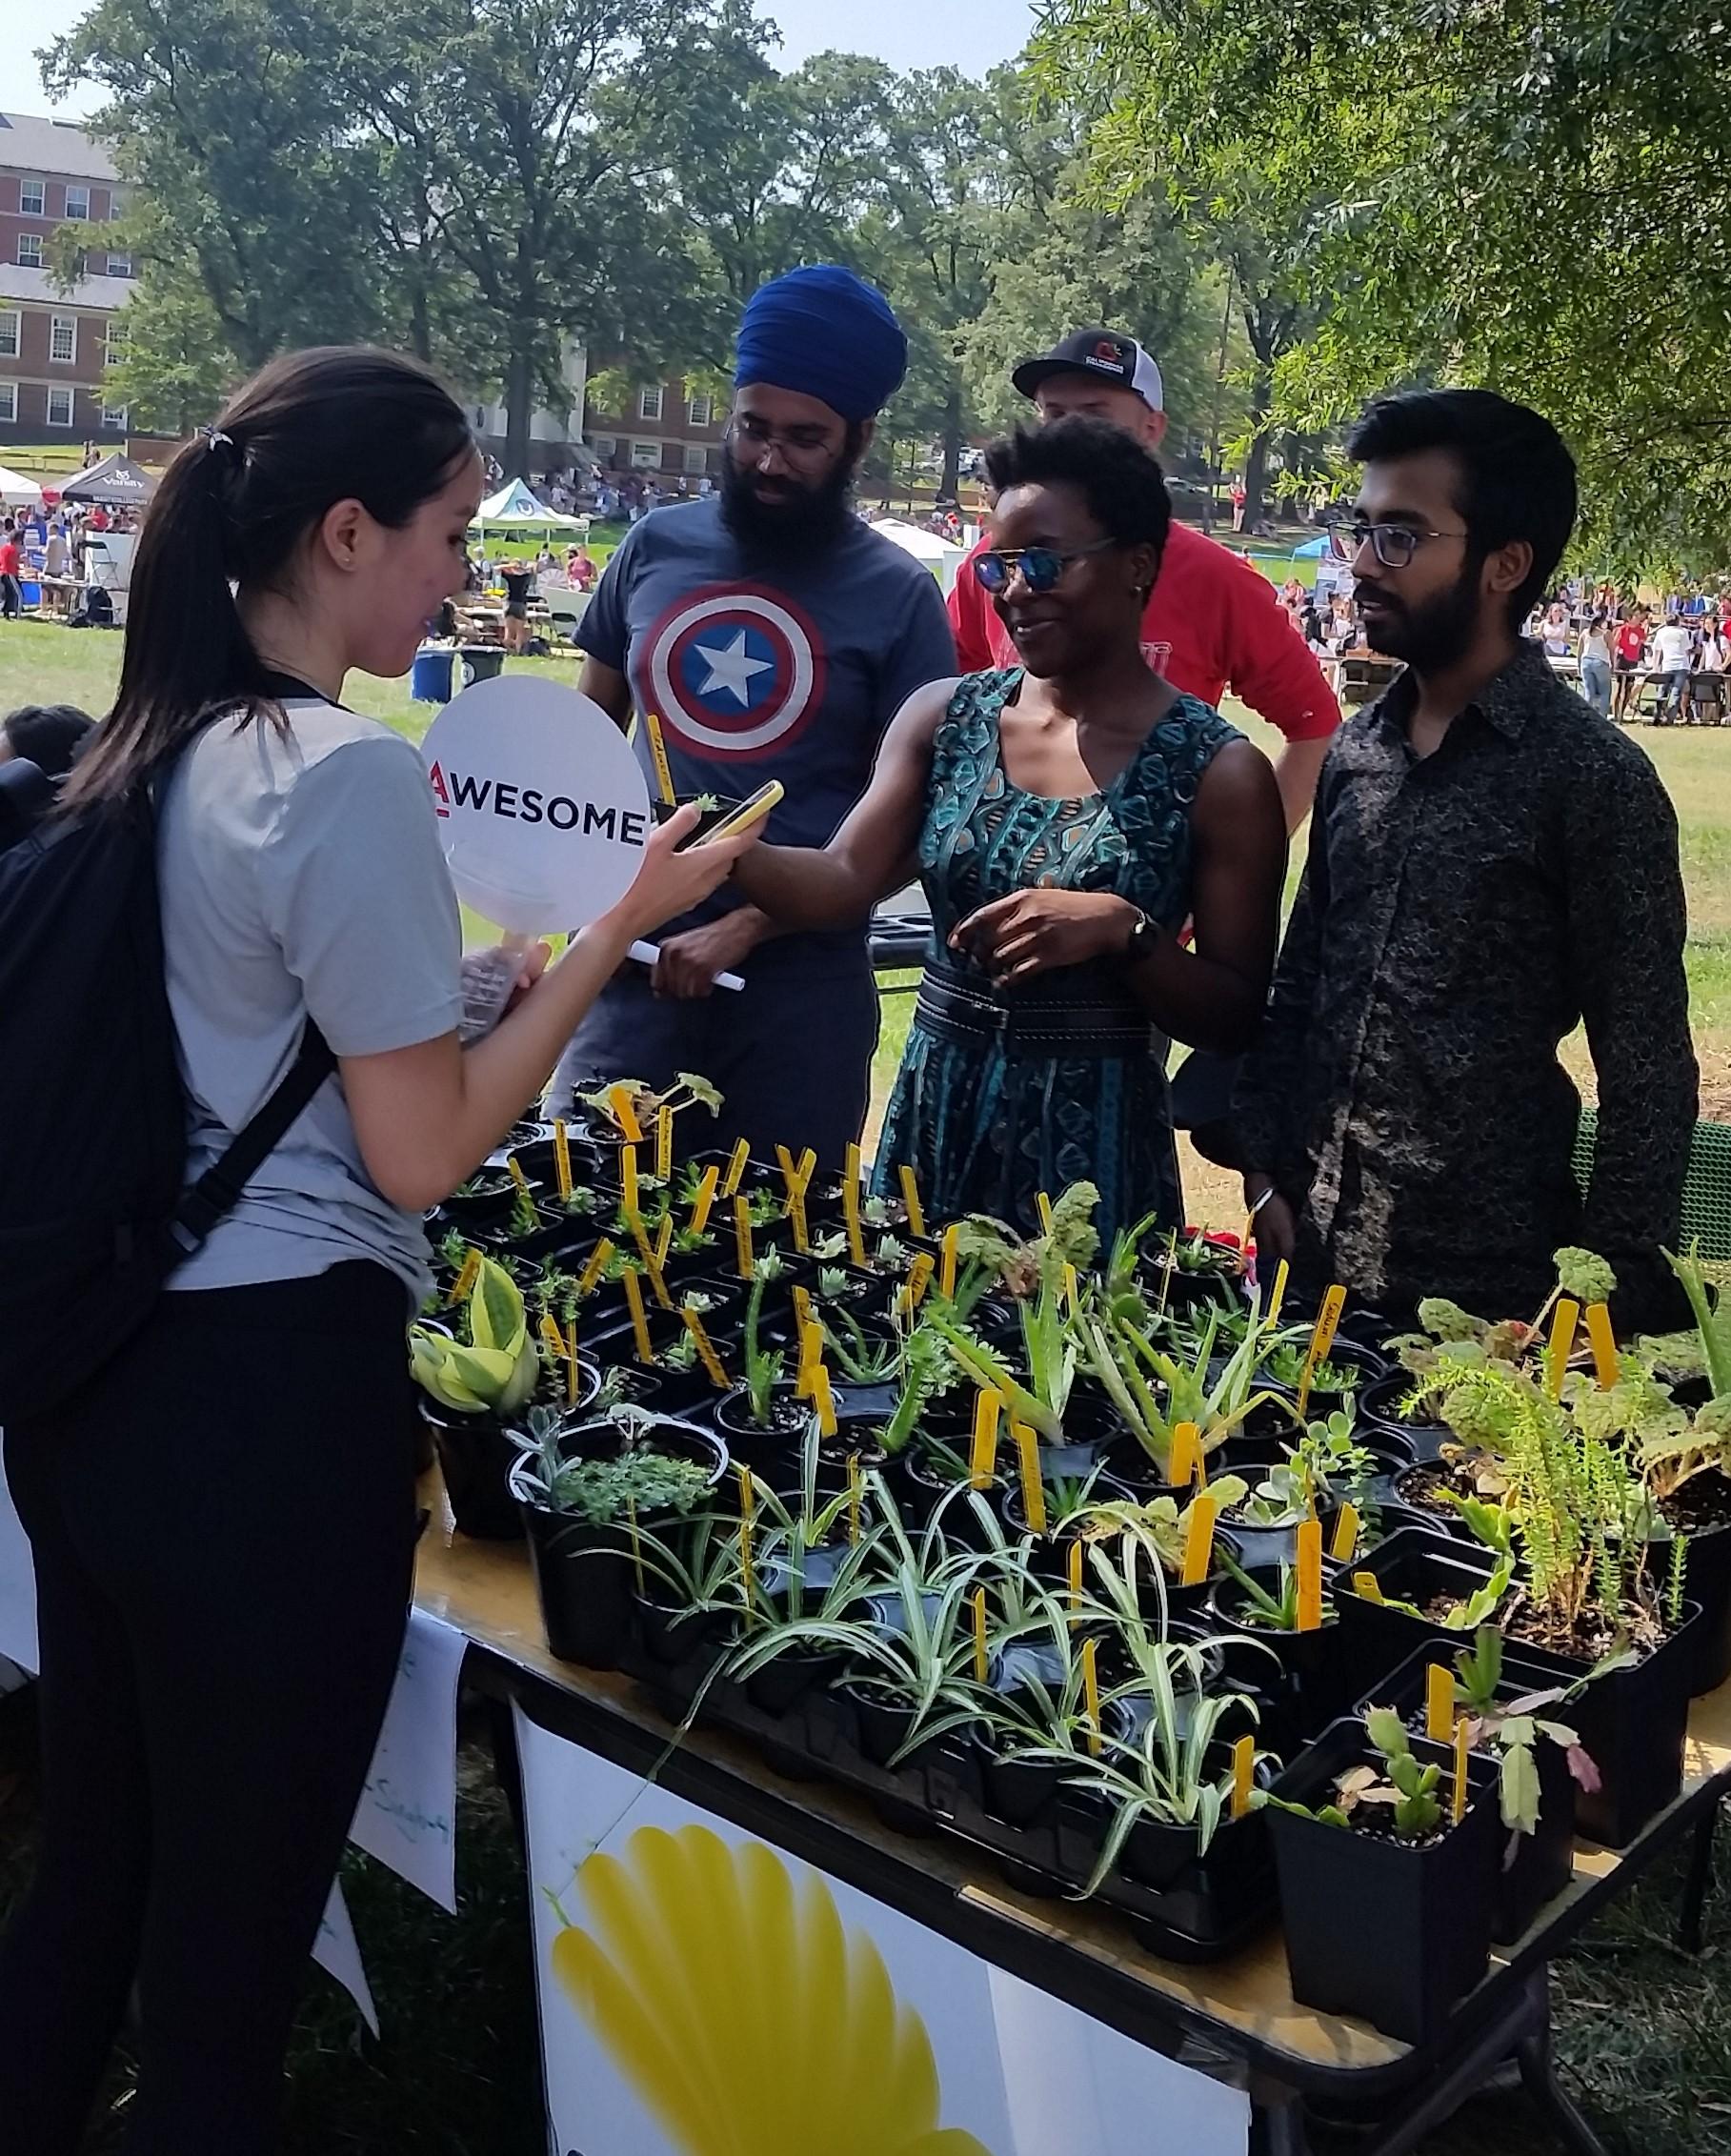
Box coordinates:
[972,538,1116,594]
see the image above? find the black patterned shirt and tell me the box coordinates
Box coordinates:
[1235,640,1697,1324]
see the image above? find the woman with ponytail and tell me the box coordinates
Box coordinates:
[0,347,755,2153]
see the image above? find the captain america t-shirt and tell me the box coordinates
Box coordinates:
[577,496,956,951]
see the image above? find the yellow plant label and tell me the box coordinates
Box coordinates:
[775,1143,801,1200]
[538,1313,569,1363]
[848,1454,863,1545]
[1036,1191,1055,1236]
[792,1284,815,1337]
[506,1154,533,1199]
[1014,1420,1047,1536]
[972,1586,989,1683]
[1169,1421,1202,1490]
[576,1238,614,1297]
[939,1222,959,1301]
[1352,1570,1386,1604]
[1546,1297,1580,1400]
[1452,1714,1471,1825]
[565,1320,580,1406]
[1081,1637,1102,1756]
[898,1164,926,1240]
[621,1269,654,1363]
[620,1143,640,1224]
[654,1216,673,1270]
[1063,1261,1079,1316]
[607,1083,643,1144]
[1586,1300,1619,1390]
[732,1196,754,1279]
[899,1253,935,1318]
[736,1467,756,1622]
[1330,1501,1361,1562]
[553,1119,574,1200]
[689,1164,719,1239]
[969,1388,1001,1490]
[843,1140,866,1268]
[722,1137,750,1197]
[447,1246,482,1306]
[643,710,675,805]
[1180,1496,1217,1587]
[1297,1283,1348,1416]
[1231,1734,1256,1821]
[788,1191,810,1256]
[812,1364,837,1440]
[1268,1257,1291,1326]
[795,1147,816,1191]
[680,1304,729,1389]
[1296,1517,1324,1632]
[630,1219,672,1308]
[1068,1537,1084,1615]
[655,1104,674,1180]
[1426,1661,1456,1744]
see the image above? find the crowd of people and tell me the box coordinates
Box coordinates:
[0,267,1707,2151]
[0,500,140,621]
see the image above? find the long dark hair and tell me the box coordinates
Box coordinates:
[66,346,473,807]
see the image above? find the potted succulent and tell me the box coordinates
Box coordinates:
[410,1255,570,1539]
[1262,1708,1500,2043]
[507,1402,725,1669]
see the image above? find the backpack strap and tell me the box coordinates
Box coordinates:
[168,1021,336,1254]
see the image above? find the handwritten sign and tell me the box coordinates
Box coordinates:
[349,1609,468,1912]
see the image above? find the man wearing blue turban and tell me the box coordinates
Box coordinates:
[552,266,956,1165]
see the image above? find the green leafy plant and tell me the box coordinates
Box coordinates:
[822,1307,901,1384]
[1078,1481,1251,1576]
[506,1404,714,1523]
[740,1272,787,1428]
[578,1070,723,1138]
[409,1255,539,1417]
[1266,1709,1445,1838]
[876,1320,955,1458]
[1262,1342,1359,1395]
[1076,1289,1284,1475]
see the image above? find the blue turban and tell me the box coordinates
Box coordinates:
[734,265,908,423]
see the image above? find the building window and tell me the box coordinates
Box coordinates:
[683,444,709,474]
[101,403,128,431]
[106,252,131,278]
[629,438,661,469]
[64,186,90,221]
[50,314,78,364]
[686,392,713,428]
[0,384,15,425]
[16,234,42,268]
[18,178,44,218]
[0,311,17,359]
[636,385,662,421]
[590,433,616,459]
[47,386,73,428]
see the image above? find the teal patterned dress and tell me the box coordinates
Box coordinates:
[874,668,1241,1245]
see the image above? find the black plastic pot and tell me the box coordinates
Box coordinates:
[707,1382,811,1472]
[510,1418,728,1670]
[1214,1465,1339,1570]
[838,1678,944,1773]
[422,1402,526,1541]
[1205,1568,1351,1749]
[1332,1525,1507,1696]
[1660,1480,1731,1694]
[1495,1602,1701,1848]
[1268,1717,1501,2043]
[434,1182,518,1236]
[1358,1371,1454,1461]
[1353,1645,1579,1944]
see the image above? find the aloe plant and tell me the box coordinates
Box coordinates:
[1077,1288,1284,1475]
[740,1270,787,1427]
[822,1306,901,1384]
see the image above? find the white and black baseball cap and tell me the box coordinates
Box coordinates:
[1011,328,1164,413]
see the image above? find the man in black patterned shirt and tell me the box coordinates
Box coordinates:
[1237,390,1696,1327]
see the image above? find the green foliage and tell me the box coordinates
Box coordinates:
[408,1255,537,1416]
[740,1273,786,1429]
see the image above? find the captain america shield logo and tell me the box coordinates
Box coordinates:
[642,585,827,759]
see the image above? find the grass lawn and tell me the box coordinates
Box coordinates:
[3,617,1731,2146]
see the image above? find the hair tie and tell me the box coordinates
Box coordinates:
[197,423,236,458]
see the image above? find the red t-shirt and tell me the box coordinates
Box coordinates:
[947,519,1340,743]
[1614,623,1646,665]
[0,542,20,577]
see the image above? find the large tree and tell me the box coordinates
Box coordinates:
[1037,0,1731,571]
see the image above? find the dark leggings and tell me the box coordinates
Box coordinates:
[0,1261,419,2155]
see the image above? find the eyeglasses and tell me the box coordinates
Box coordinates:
[727,413,844,467]
[1328,520,1470,568]
[972,538,1116,595]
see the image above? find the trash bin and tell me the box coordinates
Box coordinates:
[411,646,455,703]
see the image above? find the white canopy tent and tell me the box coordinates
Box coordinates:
[472,477,587,535]
[0,465,45,507]
[872,515,966,594]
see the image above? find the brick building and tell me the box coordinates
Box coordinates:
[0,112,131,447]
[583,375,725,481]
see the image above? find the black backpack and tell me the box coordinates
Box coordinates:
[0,724,333,1424]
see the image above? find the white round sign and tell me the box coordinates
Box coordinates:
[421,676,651,934]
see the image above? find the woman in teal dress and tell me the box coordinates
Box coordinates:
[732,417,1287,1242]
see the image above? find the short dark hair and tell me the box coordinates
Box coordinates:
[3,703,96,781]
[1346,388,1578,626]
[984,416,1171,576]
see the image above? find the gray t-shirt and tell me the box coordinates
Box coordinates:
[157,697,462,1299]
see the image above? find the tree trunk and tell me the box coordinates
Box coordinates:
[504,325,535,478]
[941,378,963,500]
[1242,364,1274,534]
[408,278,433,365]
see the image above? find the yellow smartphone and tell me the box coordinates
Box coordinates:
[690,778,784,848]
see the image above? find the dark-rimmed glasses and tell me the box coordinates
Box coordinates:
[1328,520,1470,568]
[972,538,1117,594]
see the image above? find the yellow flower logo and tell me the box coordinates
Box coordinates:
[551,1824,996,2156]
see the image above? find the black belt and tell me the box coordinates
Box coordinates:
[914,967,1160,1058]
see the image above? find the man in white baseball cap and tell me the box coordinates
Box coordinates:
[950,326,1340,832]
